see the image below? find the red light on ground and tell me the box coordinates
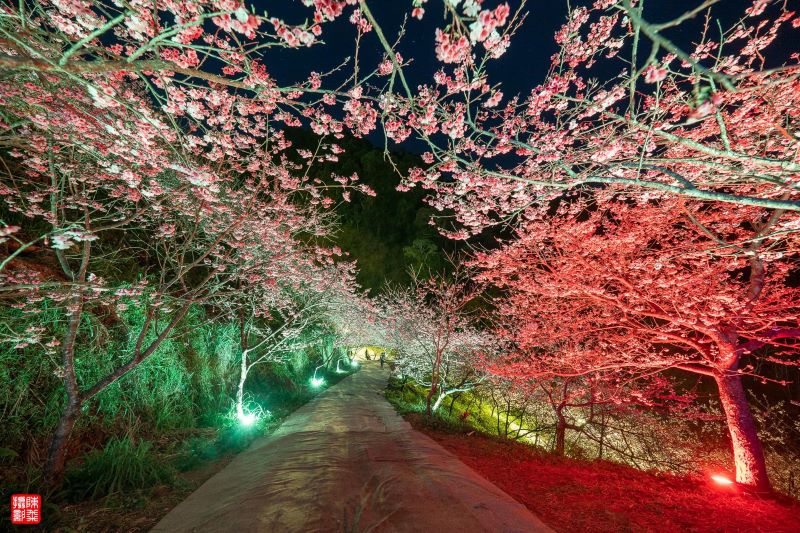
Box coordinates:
[711,474,734,485]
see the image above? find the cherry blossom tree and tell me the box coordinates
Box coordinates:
[0,0,377,484]
[477,326,698,457]
[326,287,384,356]
[360,0,800,490]
[503,371,693,458]
[3,0,798,495]
[381,271,494,415]
[0,113,347,483]
[384,0,800,232]
[476,196,799,490]
[227,263,361,421]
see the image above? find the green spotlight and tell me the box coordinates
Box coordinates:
[238,412,257,426]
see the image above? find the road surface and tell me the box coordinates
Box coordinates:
[152,362,552,532]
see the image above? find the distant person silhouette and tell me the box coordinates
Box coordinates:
[380,351,386,368]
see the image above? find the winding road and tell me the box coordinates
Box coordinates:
[152,362,552,532]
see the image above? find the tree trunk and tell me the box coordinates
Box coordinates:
[44,397,80,486]
[236,355,247,419]
[237,314,249,419]
[715,371,770,490]
[425,350,442,416]
[431,391,447,412]
[425,383,436,416]
[448,393,460,416]
[555,410,567,456]
[598,413,606,460]
[44,300,83,486]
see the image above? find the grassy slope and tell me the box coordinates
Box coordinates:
[387,383,800,533]
[46,369,356,532]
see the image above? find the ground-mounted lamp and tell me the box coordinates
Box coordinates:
[235,400,267,428]
[710,473,735,486]
[238,411,258,427]
[310,366,326,388]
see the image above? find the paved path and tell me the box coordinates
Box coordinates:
[152,362,552,532]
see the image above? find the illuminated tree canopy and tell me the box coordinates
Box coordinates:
[1,0,798,507]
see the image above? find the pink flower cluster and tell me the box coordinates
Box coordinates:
[270,18,316,47]
[484,91,503,108]
[441,103,467,139]
[161,48,200,68]
[349,9,372,33]
[435,29,471,64]
[342,88,378,137]
[212,8,261,39]
[304,0,356,22]
[643,65,668,83]
[411,0,428,20]
[468,4,510,44]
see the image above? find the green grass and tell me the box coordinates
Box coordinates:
[64,436,175,501]
[384,377,542,440]
[172,436,220,472]
[386,378,466,424]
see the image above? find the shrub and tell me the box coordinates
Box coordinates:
[173,436,219,472]
[214,426,259,454]
[64,436,174,500]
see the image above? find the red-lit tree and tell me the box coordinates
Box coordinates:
[476,196,799,490]
[361,0,800,491]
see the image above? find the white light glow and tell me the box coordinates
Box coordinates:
[238,412,257,426]
[310,376,325,388]
[711,474,734,485]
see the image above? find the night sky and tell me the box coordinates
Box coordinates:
[256,0,760,95]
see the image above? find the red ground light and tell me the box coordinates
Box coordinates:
[710,474,735,486]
